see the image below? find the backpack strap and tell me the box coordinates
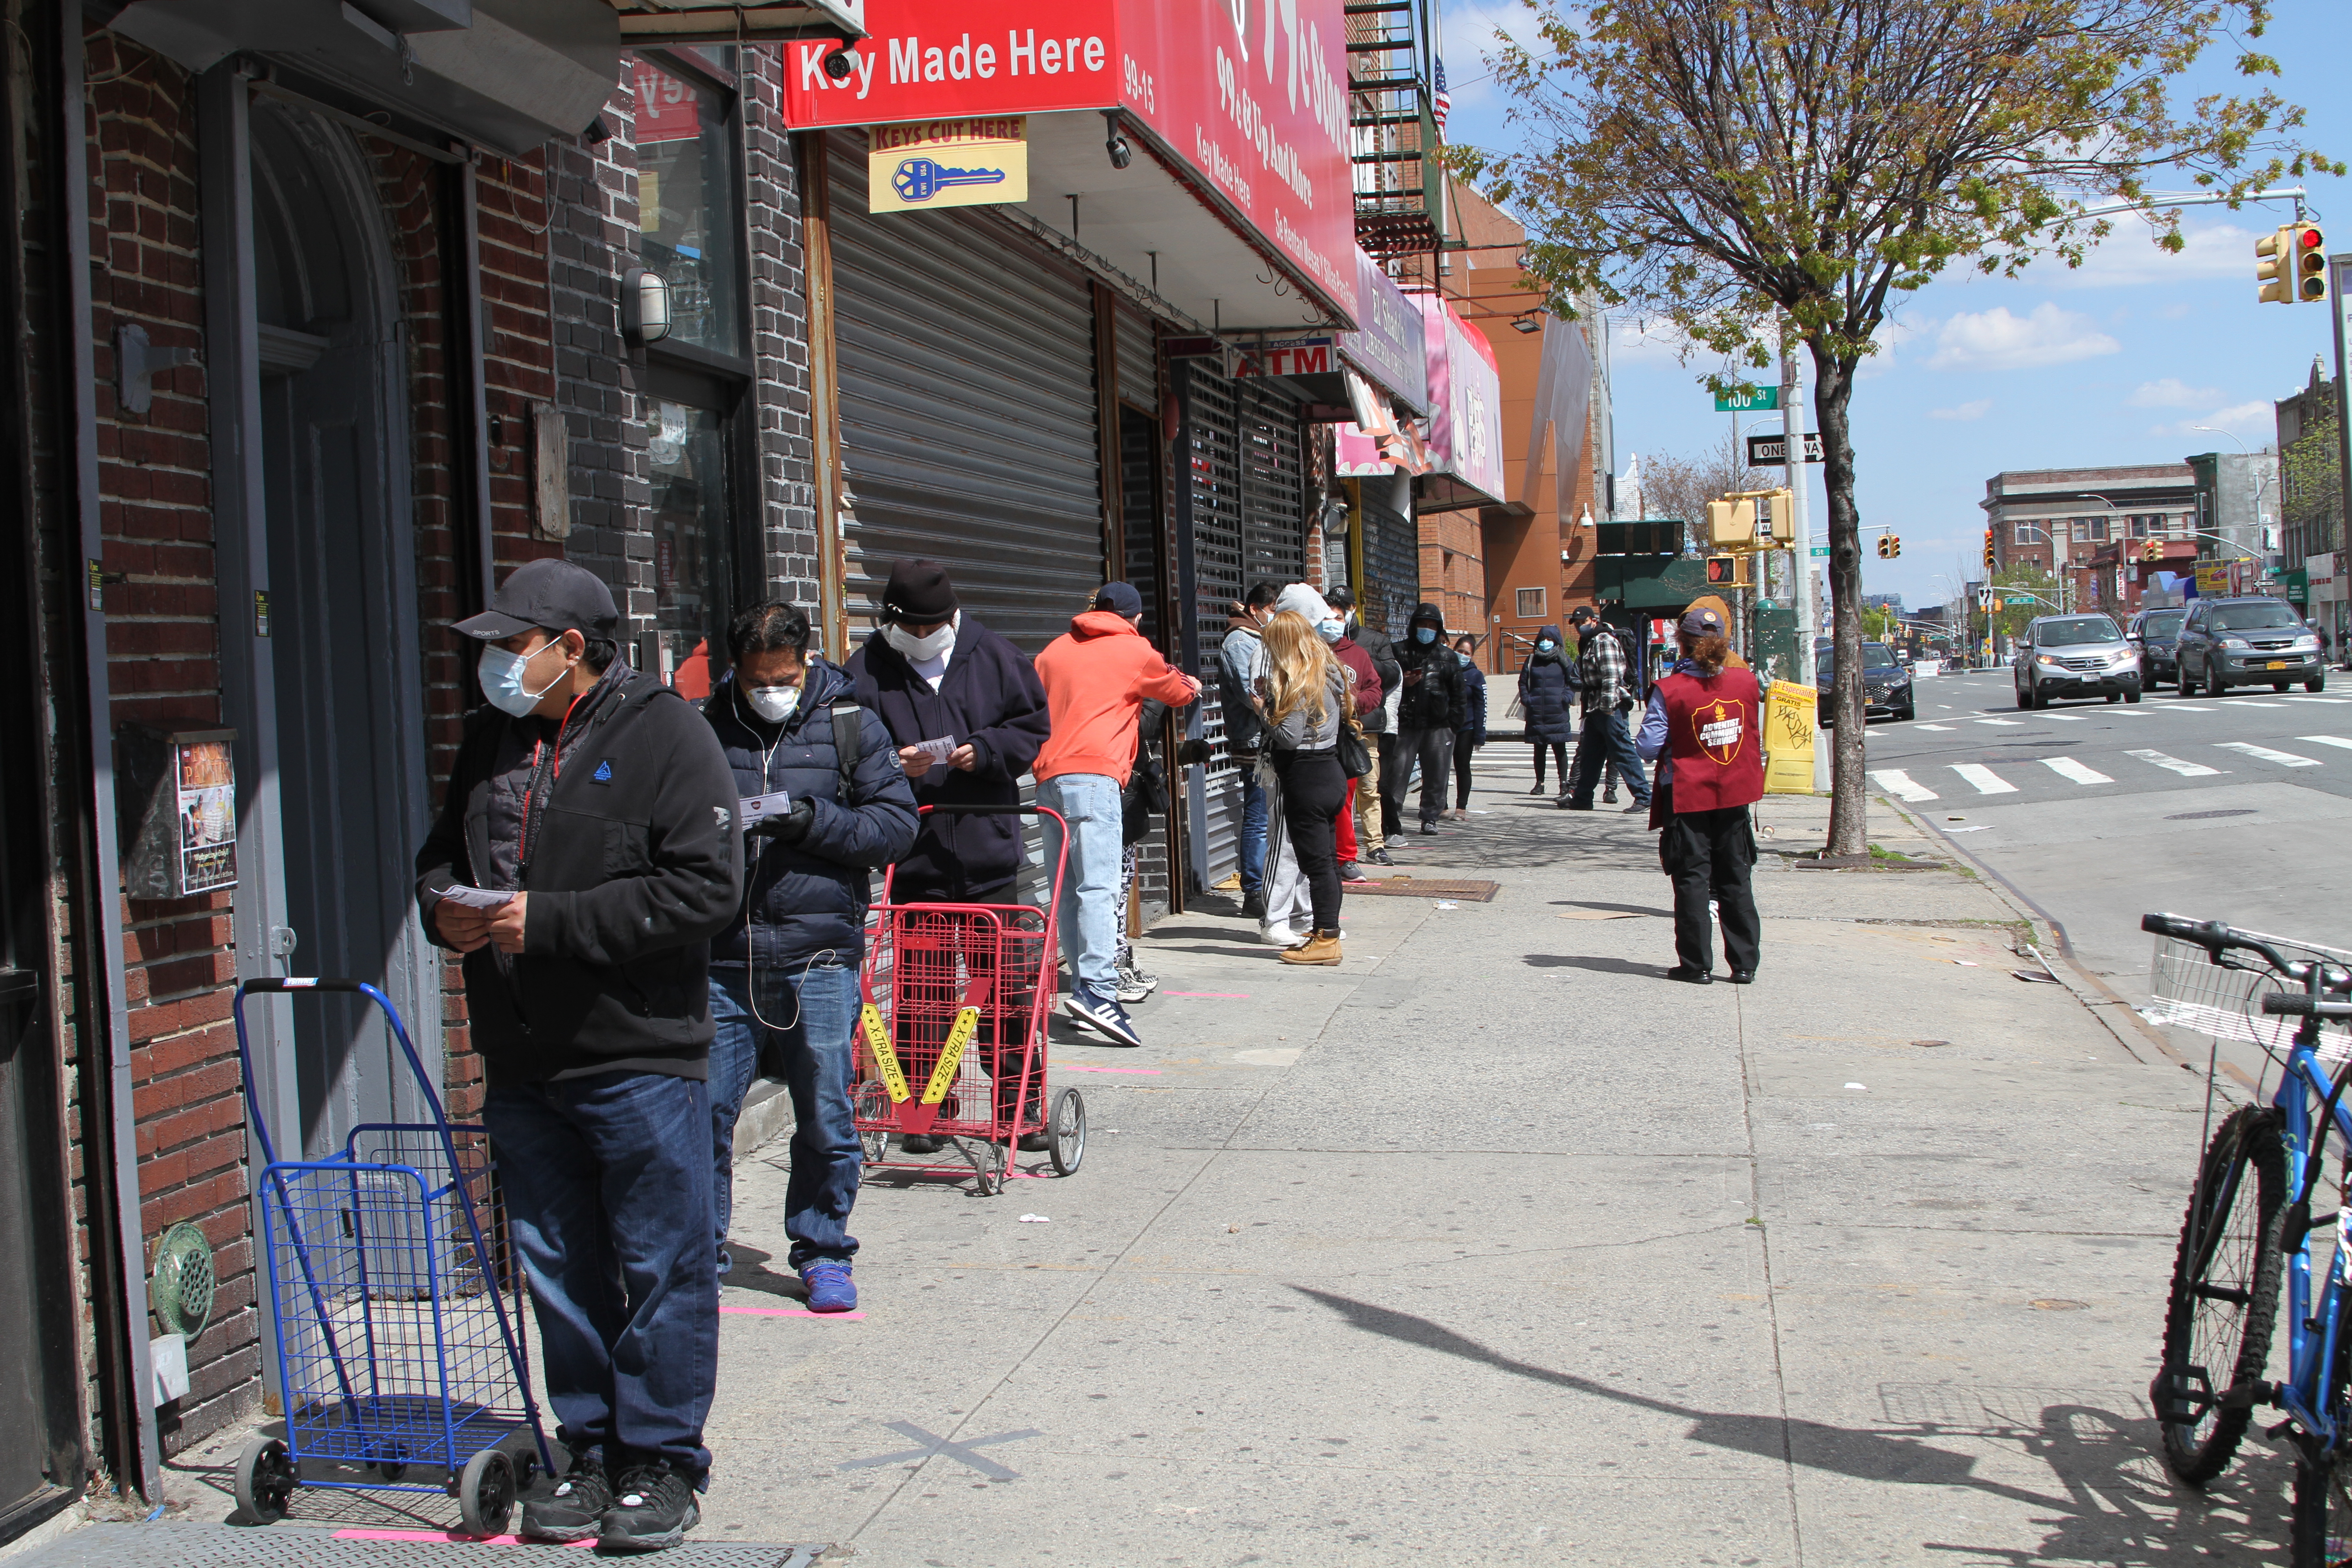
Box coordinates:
[831,700,862,802]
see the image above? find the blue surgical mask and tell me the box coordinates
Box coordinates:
[479,639,569,718]
[1536,639,1556,652]
[1414,627,1437,645]
[1316,617,1345,643]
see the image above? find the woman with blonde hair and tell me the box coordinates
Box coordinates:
[1254,609,1351,965]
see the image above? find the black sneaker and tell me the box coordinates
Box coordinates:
[1368,848,1394,867]
[521,1447,611,1543]
[1240,889,1266,920]
[600,1458,700,1553]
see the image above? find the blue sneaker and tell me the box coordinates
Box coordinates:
[800,1261,857,1313]
[1062,985,1142,1047]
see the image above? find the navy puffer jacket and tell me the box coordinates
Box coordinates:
[1517,626,1579,744]
[703,657,918,968]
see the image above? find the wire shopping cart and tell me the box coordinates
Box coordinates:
[853,804,1085,1196]
[229,978,553,1532]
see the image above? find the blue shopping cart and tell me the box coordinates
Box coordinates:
[230,978,553,1532]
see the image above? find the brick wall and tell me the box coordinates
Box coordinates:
[741,53,819,614]
[82,30,258,1453]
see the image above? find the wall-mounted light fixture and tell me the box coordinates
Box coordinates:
[621,268,671,344]
[1103,109,1132,171]
[1509,311,1542,335]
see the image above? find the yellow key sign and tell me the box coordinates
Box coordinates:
[921,1006,982,1105]
[861,1004,909,1103]
[1763,680,1819,795]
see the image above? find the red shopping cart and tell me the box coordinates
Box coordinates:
[854,804,1084,1196]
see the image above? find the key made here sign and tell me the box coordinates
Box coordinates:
[869,117,1028,212]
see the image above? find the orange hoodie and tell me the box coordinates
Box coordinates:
[1033,611,1200,785]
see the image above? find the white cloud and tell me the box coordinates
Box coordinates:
[1930,398,1993,421]
[1607,316,1695,365]
[2147,400,2275,441]
[1926,303,2120,371]
[1855,314,1924,381]
[2129,377,2220,408]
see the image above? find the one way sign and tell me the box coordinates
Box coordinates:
[1747,432,1823,465]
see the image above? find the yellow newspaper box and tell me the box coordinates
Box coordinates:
[1763,680,1818,794]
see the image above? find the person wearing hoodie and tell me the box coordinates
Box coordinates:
[1215,581,1281,919]
[1517,625,1578,795]
[1253,582,1338,943]
[703,603,918,1316]
[1326,586,1398,861]
[1451,634,1488,817]
[1328,612,1382,874]
[1385,603,1468,835]
[1034,583,1200,1046]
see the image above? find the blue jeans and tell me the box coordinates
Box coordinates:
[1238,764,1269,895]
[709,961,862,1271]
[1038,773,1121,996]
[1569,709,1651,806]
[483,1071,716,1475]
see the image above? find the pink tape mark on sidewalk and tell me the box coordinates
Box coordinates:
[333,1530,591,1548]
[718,1304,866,1319]
[1054,1063,1162,1075]
[1161,991,1250,998]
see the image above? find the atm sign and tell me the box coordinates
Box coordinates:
[1233,336,1334,379]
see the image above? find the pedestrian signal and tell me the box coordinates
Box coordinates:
[1705,555,1745,587]
[1706,497,1755,548]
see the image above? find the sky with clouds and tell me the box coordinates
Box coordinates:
[1436,0,2352,612]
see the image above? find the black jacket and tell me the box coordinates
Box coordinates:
[1349,618,1401,734]
[415,666,742,1084]
[705,657,918,967]
[1517,625,1579,744]
[847,615,1051,901]
[1395,603,1468,731]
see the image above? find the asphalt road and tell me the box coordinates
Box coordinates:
[1858,664,2352,1000]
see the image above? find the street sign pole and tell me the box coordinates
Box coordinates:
[1781,323,1815,658]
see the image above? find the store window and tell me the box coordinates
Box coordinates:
[647,402,735,696]
[634,55,743,357]
[1516,586,1545,618]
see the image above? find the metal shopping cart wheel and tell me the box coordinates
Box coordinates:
[1048,1087,1086,1176]
[235,1435,297,1524]
[458,1448,517,1536]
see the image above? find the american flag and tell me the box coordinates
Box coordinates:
[1432,58,1450,138]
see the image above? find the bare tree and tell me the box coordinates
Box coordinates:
[1465,0,2332,854]
[1636,429,1778,545]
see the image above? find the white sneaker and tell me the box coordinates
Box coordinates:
[1259,922,1310,946]
[1115,964,1158,1004]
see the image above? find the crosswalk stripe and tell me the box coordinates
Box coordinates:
[1975,718,2023,726]
[1950,764,2016,794]
[1869,769,1938,802]
[2302,697,2352,705]
[2043,757,2112,785]
[2298,736,2352,752]
[2044,714,2086,721]
[1911,723,1953,731]
[2127,749,2221,777]
[2217,740,2322,768]
[2225,700,2287,708]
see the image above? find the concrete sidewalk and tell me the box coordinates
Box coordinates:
[152,784,2269,1565]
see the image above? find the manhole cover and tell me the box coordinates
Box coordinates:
[2165,808,2258,821]
[1351,878,1500,902]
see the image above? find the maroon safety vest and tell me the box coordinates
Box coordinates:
[1658,669,1766,813]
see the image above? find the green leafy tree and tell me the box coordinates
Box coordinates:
[1991,563,2064,641]
[1464,0,2332,853]
[1861,604,1899,642]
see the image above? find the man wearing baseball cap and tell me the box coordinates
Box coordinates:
[1635,604,1764,984]
[1032,582,1200,1045]
[414,557,742,1550]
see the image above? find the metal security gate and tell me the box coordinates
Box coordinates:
[1361,488,1418,644]
[1179,364,1308,892]
[827,135,1103,656]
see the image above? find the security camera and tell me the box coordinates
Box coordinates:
[823,46,854,82]
[1103,109,1132,170]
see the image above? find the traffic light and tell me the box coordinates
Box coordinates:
[1983,529,1996,569]
[1705,555,1746,587]
[2141,537,2164,564]
[2259,223,2327,304]
[1875,534,1901,559]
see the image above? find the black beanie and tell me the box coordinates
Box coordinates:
[880,559,958,623]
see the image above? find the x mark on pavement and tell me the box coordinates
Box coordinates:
[836,1421,1043,1481]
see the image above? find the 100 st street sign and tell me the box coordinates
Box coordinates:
[1713,384,1779,412]
[1747,432,1823,465]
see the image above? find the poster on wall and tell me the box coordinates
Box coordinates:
[868,116,1029,211]
[176,739,237,895]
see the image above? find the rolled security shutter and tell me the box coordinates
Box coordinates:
[1238,381,1308,589]
[828,136,1103,655]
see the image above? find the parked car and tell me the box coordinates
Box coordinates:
[2173,596,2328,696]
[2128,607,2186,691]
[1815,640,1915,724]
[2010,613,2141,708]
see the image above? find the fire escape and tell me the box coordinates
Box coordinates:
[1346,0,1444,261]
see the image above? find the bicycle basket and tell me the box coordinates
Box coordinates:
[2144,931,2352,1065]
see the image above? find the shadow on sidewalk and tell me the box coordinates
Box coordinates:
[1293,1285,2274,1564]
[1521,954,1663,977]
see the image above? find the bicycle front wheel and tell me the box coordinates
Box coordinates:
[2156,1104,2286,1486]
[2293,1450,2352,1568]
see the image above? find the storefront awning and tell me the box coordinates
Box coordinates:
[104,0,624,156]
[1338,248,1429,417]
[1411,293,1504,515]
[614,0,864,45]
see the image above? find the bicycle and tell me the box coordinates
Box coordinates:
[2143,912,2352,1563]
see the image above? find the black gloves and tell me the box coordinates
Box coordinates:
[748,798,815,845]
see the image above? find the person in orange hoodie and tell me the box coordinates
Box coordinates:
[1034,583,1200,1045]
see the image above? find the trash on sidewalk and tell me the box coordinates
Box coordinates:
[1433,901,1459,909]
[1018,1214,1050,1223]
[2012,969,2062,984]
[1845,1082,1868,1090]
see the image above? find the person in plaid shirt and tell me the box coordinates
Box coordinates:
[1563,606,1652,813]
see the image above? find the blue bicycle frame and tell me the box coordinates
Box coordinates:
[2271,1039,2352,1444]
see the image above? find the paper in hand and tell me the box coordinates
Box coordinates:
[740,791,792,828]
[439,884,516,910]
[911,736,956,767]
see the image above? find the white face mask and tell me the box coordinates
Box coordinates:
[745,685,800,724]
[1316,617,1345,644]
[885,614,956,662]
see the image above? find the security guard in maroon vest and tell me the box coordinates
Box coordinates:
[1636,605,1764,984]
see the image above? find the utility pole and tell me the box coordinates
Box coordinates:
[2332,254,2352,596]
[1781,323,1815,654]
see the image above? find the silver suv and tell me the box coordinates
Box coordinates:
[2012,614,2141,709]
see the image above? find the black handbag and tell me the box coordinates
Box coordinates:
[1122,747,1168,845]
[1337,720,1373,781]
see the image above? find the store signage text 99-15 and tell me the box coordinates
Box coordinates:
[780,1,1358,320]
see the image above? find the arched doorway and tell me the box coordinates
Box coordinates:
[234,99,436,1158]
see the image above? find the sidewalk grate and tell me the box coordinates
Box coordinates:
[6,1524,823,1568]
[1348,877,1499,902]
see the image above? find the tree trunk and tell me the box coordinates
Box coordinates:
[1810,341,1868,857]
